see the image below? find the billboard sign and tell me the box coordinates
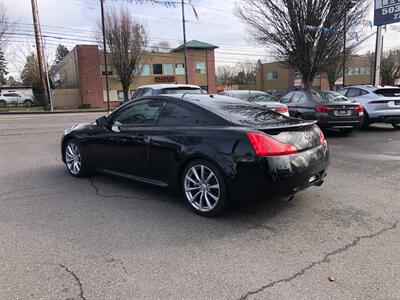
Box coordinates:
[374,0,400,26]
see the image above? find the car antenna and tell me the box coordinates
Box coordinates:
[181,93,187,98]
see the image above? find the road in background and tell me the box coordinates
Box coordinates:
[0,113,399,299]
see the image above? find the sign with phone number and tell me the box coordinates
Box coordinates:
[374,0,400,26]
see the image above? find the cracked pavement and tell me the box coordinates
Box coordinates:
[0,113,399,299]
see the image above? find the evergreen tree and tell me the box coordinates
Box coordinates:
[0,48,8,85]
[54,44,69,64]
[20,53,42,93]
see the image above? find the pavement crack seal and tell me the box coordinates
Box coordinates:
[59,263,87,300]
[238,220,399,300]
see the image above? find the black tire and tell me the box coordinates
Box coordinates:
[392,122,400,129]
[64,140,89,178]
[361,111,370,129]
[340,128,354,135]
[24,100,33,107]
[0,100,6,108]
[181,159,228,217]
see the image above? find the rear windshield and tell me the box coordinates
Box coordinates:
[374,88,400,97]
[309,91,352,103]
[161,88,204,95]
[248,93,278,103]
[211,102,304,127]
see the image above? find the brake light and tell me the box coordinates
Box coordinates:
[368,100,389,104]
[315,105,333,113]
[275,106,288,113]
[247,132,298,156]
[319,130,326,145]
[354,105,363,113]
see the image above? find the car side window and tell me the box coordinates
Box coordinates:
[141,88,153,97]
[359,89,368,96]
[157,102,209,126]
[338,89,348,96]
[346,88,361,98]
[131,89,143,99]
[280,92,294,103]
[110,99,165,126]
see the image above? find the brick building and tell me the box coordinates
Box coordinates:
[54,40,218,108]
[254,55,374,95]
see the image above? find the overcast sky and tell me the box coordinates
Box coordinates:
[4,0,400,78]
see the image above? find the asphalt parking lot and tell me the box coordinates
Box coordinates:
[0,113,399,300]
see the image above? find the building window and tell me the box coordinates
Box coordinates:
[294,70,302,80]
[141,64,151,76]
[195,63,206,74]
[117,90,124,100]
[175,63,185,75]
[267,71,278,80]
[100,65,114,76]
[353,67,360,75]
[163,64,174,75]
[153,64,163,75]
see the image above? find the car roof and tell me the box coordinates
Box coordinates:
[221,90,268,94]
[340,85,400,91]
[137,84,201,90]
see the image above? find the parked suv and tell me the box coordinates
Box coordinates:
[338,85,400,129]
[0,92,35,107]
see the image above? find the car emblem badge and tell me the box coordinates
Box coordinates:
[304,132,312,139]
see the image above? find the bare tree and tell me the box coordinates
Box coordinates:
[235,61,257,85]
[0,2,9,46]
[151,41,171,53]
[237,0,369,90]
[381,49,400,86]
[99,9,147,101]
[216,65,236,86]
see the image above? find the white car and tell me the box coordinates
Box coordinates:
[0,92,35,107]
[338,85,400,129]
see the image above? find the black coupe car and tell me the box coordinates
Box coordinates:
[62,95,329,216]
[281,90,364,134]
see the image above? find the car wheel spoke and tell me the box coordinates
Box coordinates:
[204,193,212,209]
[184,164,220,212]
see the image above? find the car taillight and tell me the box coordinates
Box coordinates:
[315,105,333,113]
[368,100,389,104]
[247,132,298,156]
[354,105,363,113]
[319,130,326,145]
[275,106,288,113]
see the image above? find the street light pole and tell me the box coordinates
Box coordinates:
[100,0,111,113]
[181,0,189,84]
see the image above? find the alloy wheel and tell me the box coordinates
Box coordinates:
[184,165,220,212]
[65,142,82,175]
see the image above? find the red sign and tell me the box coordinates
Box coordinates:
[155,75,176,83]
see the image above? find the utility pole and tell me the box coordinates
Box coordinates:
[30,0,49,110]
[181,0,189,84]
[100,0,111,113]
[373,25,383,86]
[342,9,347,88]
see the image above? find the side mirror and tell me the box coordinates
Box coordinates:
[96,116,109,126]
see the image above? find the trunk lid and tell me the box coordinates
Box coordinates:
[258,123,322,152]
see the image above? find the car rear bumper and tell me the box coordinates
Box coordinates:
[227,143,330,201]
[368,110,400,123]
[316,114,364,128]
